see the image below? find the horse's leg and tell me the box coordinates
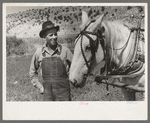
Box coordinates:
[139,92,145,101]
[137,75,145,101]
[121,75,145,101]
[121,77,136,101]
[142,92,145,101]
[121,88,136,101]
[121,89,144,101]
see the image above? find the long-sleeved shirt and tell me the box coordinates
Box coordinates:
[29,44,73,86]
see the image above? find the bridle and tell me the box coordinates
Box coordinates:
[80,31,98,70]
[75,18,144,78]
[73,14,144,90]
[75,20,105,76]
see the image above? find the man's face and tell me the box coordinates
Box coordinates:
[45,31,58,46]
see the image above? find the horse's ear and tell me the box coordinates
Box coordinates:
[79,11,89,30]
[91,12,107,31]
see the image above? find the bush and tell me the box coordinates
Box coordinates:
[6,36,27,56]
[127,6,132,10]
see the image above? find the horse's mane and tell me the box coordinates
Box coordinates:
[93,19,136,34]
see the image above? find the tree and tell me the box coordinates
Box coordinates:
[58,15,63,20]
[138,6,144,12]
[70,21,73,24]
[101,6,105,12]
[66,9,69,12]
[41,16,43,20]
[46,16,49,21]
[54,16,57,21]
[48,9,50,13]
[94,10,100,17]
[39,9,42,15]
[88,9,93,17]
[78,12,82,16]
[127,6,132,10]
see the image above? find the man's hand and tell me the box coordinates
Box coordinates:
[63,59,71,73]
[32,79,44,94]
[35,82,44,94]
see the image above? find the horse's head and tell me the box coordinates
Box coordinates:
[69,11,107,88]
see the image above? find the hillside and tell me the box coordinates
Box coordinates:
[6,6,145,38]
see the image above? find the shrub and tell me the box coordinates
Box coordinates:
[138,6,144,12]
[101,6,105,12]
[127,6,132,10]
[6,36,27,56]
[88,9,93,17]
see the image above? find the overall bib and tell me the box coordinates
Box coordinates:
[41,57,71,101]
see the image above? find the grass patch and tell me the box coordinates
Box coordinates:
[6,54,123,101]
[6,33,78,57]
[6,54,143,101]
[6,36,27,56]
[6,34,143,101]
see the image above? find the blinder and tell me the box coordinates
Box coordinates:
[80,30,99,53]
[76,27,105,75]
[74,18,106,77]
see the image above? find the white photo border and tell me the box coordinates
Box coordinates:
[3,3,148,120]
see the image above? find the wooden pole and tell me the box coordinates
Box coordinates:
[95,77,144,92]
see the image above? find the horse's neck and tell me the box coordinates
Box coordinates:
[103,21,138,70]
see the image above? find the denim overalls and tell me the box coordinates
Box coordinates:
[41,56,71,101]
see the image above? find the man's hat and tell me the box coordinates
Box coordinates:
[39,21,59,38]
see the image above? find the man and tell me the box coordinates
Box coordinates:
[29,21,73,101]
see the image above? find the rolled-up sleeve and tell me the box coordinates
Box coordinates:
[66,48,73,63]
[29,49,40,86]
[65,48,73,69]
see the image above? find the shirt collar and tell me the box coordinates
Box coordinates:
[42,44,61,54]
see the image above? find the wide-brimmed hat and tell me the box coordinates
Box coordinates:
[39,21,59,38]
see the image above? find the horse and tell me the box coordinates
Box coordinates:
[69,11,145,101]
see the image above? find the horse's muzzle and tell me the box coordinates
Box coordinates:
[69,79,78,87]
[73,79,78,87]
[79,76,87,88]
[70,75,87,88]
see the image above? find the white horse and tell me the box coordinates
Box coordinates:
[69,11,145,101]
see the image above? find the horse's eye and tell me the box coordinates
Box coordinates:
[86,46,91,51]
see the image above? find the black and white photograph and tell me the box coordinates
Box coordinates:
[3,3,147,120]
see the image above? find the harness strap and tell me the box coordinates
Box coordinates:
[80,35,90,70]
[84,20,96,30]
[105,17,144,75]
[138,54,145,63]
[81,33,97,53]
[80,30,97,36]
[79,29,100,73]
[130,18,142,63]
